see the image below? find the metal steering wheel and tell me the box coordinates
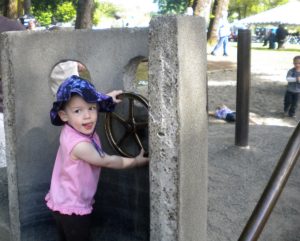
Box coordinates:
[104,92,149,157]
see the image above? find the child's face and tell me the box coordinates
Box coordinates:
[294,59,300,70]
[58,95,98,135]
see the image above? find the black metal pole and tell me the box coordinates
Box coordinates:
[235,29,251,147]
[238,121,300,241]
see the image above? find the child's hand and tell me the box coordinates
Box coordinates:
[107,90,123,103]
[297,76,300,83]
[135,149,149,167]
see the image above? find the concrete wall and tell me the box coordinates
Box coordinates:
[0,16,208,241]
[0,28,149,241]
[149,16,207,241]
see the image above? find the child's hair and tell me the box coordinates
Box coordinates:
[215,104,226,110]
[50,75,115,126]
[293,56,300,62]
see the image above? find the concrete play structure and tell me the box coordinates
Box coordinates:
[0,16,207,241]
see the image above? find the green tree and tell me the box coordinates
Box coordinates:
[75,0,93,29]
[30,0,119,28]
[93,1,120,26]
[23,0,31,14]
[192,0,212,21]
[31,0,77,25]
[32,1,76,26]
[32,7,52,25]
[31,0,77,13]
[228,0,288,20]
[154,0,188,14]
[207,0,230,43]
[3,0,18,18]
[55,1,76,22]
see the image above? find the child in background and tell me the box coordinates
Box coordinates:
[214,104,236,122]
[45,75,149,241]
[284,55,300,118]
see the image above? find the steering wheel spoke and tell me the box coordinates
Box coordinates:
[105,92,149,157]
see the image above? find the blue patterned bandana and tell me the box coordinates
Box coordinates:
[50,75,115,126]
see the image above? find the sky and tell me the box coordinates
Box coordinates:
[106,0,159,13]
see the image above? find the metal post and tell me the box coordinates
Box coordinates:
[235,29,251,147]
[238,121,300,241]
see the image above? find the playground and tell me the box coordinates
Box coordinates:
[0,26,300,240]
[207,43,300,241]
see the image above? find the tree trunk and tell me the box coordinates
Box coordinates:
[193,0,213,26]
[75,0,94,29]
[207,0,230,44]
[3,0,18,18]
[23,0,31,14]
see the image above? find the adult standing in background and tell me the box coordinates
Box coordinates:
[269,28,277,49]
[211,11,231,57]
[276,24,288,49]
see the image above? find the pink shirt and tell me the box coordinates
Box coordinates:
[45,124,101,215]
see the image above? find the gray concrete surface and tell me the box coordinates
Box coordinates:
[208,124,300,241]
[0,28,149,241]
[149,16,207,241]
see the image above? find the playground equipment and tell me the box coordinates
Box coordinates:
[238,121,300,240]
[105,92,149,157]
[0,16,208,241]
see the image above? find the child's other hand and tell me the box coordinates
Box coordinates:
[297,76,300,83]
[135,149,149,167]
[107,90,123,103]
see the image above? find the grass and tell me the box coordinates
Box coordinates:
[136,61,148,81]
[230,42,300,52]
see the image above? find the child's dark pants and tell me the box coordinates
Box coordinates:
[52,211,92,241]
[284,90,299,117]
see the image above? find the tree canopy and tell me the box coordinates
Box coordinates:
[153,0,188,14]
[228,0,288,20]
[153,0,290,43]
[154,0,289,20]
[30,0,119,27]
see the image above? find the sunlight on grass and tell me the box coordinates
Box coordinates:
[135,61,148,84]
[230,42,300,52]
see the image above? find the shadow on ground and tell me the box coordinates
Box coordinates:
[208,123,300,241]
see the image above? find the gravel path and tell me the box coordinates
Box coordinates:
[208,44,299,126]
[207,44,300,241]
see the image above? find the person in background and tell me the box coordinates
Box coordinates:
[211,11,231,57]
[283,55,300,118]
[27,20,36,30]
[276,24,288,49]
[263,29,271,47]
[215,104,236,122]
[268,28,277,49]
[209,104,236,122]
[50,61,86,95]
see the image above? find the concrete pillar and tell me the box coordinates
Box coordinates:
[149,16,208,241]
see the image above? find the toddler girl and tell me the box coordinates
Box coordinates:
[45,75,149,241]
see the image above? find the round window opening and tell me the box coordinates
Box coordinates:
[49,60,91,96]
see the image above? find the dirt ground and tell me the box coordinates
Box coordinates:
[207,43,299,127]
[206,43,300,241]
